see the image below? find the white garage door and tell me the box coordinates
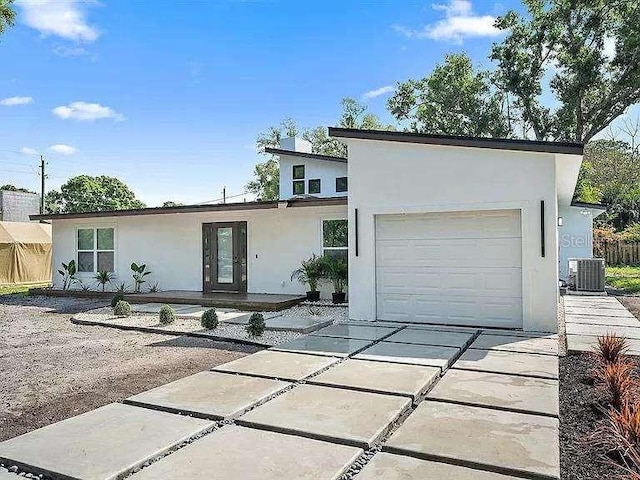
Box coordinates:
[376,210,522,328]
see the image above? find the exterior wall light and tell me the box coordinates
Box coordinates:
[557,217,563,226]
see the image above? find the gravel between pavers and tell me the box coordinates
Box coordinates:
[74,304,349,346]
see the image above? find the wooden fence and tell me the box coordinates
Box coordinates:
[594,240,640,266]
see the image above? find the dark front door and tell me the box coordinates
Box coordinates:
[203,222,247,292]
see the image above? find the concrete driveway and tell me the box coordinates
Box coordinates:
[0,322,559,480]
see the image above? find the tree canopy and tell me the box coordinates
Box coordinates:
[0,0,15,38]
[491,0,640,142]
[1,184,36,194]
[388,53,513,137]
[45,176,146,214]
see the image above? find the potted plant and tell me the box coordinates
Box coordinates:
[323,255,348,304]
[291,254,324,301]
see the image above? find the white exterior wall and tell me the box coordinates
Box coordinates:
[345,139,560,333]
[51,204,347,298]
[278,154,348,200]
[558,205,596,281]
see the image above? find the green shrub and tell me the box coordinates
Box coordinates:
[113,300,131,317]
[111,292,124,308]
[246,312,266,337]
[200,308,218,330]
[159,304,176,325]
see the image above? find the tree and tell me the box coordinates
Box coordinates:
[45,175,146,214]
[1,184,36,194]
[246,98,393,200]
[491,0,640,142]
[0,0,15,37]
[161,201,183,208]
[388,53,513,137]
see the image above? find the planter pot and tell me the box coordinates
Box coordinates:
[332,292,346,304]
[306,291,321,302]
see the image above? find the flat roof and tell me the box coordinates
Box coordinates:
[30,196,347,221]
[329,127,584,155]
[264,147,347,164]
[571,200,606,210]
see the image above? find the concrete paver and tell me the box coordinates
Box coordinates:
[354,341,459,370]
[565,322,640,339]
[564,307,635,318]
[212,350,339,381]
[428,369,559,416]
[563,297,625,308]
[0,403,214,480]
[565,314,640,327]
[470,333,558,356]
[454,349,558,379]
[311,324,399,340]
[266,316,332,333]
[384,328,475,348]
[481,329,557,338]
[567,334,640,355]
[309,359,440,400]
[0,471,19,480]
[272,335,372,357]
[129,425,362,480]
[125,371,290,419]
[355,452,522,480]
[385,401,559,479]
[237,384,411,448]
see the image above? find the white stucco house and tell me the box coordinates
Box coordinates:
[34,128,601,333]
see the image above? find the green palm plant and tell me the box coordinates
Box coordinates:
[94,270,113,292]
[291,254,325,300]
[57,260,77,291]
[131,262,151,293]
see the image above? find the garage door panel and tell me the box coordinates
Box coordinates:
[376,210,523,328]
[377,239,521,268]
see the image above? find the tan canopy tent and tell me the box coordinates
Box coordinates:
[0,221,52,285]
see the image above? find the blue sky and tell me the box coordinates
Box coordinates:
[0,0,544,206]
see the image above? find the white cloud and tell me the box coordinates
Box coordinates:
[52,45,89,57]
[393,0,500,44]
[20,147,38,155]
[52,101,124,122]
[48,144,78,155]
[18,0,100,42]
[362,86,396,100]
[0,96,33,106]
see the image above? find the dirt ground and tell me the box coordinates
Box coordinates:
[0,295,260,442]
[617,295,640,319]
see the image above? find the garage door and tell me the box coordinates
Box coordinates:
[376,210,522,328]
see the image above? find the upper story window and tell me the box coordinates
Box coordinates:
[293,181,305,195]
[308,179,321,195]
[292,165,305,180]
[336,177,348,193]
[77,227,115,273]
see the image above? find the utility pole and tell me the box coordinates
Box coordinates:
[222,186,226,204]
[39,155,46,214]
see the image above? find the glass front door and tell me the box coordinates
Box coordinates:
[202,222,247,292]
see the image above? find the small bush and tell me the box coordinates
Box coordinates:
[597,334,629,364]
[113,300,131,317]
[246,312,266,337]
[111,291,124,308]
[598,359,637,410]
[201,308,218,330]
[159,304,176,325]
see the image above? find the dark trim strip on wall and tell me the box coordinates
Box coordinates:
[354,208,359,257]
[540,200,546,258]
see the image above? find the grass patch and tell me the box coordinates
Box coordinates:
[607,266,640,294]
[0,283,49,296]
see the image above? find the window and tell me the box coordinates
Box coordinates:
[77,227,115,273]
[308,179,321,194]
[293,181,305,195]
[322,219,348,262]
[292,165,305,180]
[336,177,348,193]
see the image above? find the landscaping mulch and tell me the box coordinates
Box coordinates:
[560,352,630,479]
[618,295,640,321]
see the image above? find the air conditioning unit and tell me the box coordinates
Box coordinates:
[568,258,605,292]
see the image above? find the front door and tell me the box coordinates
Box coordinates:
[203,222,247,292]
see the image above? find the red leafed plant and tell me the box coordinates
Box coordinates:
[599,360,639,410]
[597,334,630,365]
[592,402,640,478]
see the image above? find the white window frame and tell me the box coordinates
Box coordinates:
[75,225,117,276]
[321,218,348,258]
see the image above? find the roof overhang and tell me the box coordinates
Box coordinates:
[264,147,347,164]
[30,196,348,221]
[329,127,584,155]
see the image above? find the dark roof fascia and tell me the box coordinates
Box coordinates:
[570,200,606,210]
[29,196,348,221]
[264,147,348,164]
[328,127,584,156]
